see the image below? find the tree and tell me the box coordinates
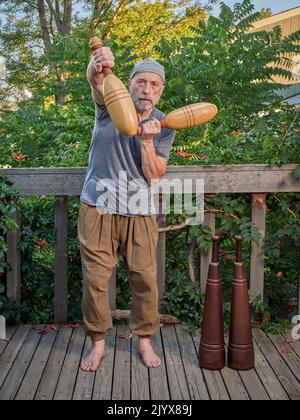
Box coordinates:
[156,0,300,124]
[260,7,272,19]
[0,0,73,104]
[0,0,210,107]
[106,0,206,59]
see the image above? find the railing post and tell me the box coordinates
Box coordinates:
[6,208,21,303]
[250,193,266,299]
[156,194,167,310]
[54,196,69,323]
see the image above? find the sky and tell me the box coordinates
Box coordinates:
[211,0,300,16]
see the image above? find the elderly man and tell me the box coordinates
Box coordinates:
[78,46,176,372]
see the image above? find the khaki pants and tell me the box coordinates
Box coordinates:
[77,202,160,342]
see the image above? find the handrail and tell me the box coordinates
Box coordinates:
[1,164,299,322]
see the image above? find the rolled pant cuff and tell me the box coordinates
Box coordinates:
[132,327,161,337]
[88,332,106,342]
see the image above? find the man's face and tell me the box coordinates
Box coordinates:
[128,72,164,114]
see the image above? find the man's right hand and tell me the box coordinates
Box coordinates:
[92,47,115,74]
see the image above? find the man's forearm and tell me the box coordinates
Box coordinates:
[87,59,105,104]
[141,139,167,186]
[87,59,104,87]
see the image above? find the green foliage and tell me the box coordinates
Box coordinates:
[0,175,20,274]
[0,175,23,319]
[156,1,300,167]
[261,318,290,335]
[109,0,206,60]
[163,269,203,332]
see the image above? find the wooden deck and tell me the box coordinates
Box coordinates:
[0,324,299,400]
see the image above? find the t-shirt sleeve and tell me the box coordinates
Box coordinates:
[95,103,110,120]
[155,129,176,160]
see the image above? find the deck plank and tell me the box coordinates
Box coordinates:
[252,336,289,400]
[15,326,58,400]
[93,327,117,400]
[1,325,300,400]
[253,329,300,400]
[35,326,73,400]
[54,326,86,400]
[175,326,210,400]
[223,332,267,400]
[193,333,230,400]
[267,333,300,380]
[0,326,44,400]
[0,325,32,391]
[72,334,95,400]
[149,331,170,400]
[238,369,270,401]
[160,325,190,400]
[281,332,300,359]
[221,366,250,400]
[111,325,131,400]
[131,334,150,400]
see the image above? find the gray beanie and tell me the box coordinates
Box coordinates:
[130,58,165,83]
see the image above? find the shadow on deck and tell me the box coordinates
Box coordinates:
[0,324,299,400]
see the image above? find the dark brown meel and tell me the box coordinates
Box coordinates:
[228,236,255,370]
[199,235,225,370]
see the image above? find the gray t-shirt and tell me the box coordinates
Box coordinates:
[80,103,176,216]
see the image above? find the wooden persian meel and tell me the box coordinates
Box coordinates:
[90,36,139,137]
[160,103,218,131]
[136,103,218,134]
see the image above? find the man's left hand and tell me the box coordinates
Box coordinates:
[140,118,161,141]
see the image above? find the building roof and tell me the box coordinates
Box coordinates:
[251,6,300,32]
[249,6,300,87]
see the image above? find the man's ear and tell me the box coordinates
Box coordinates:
[128,79,131,87]
[160,84,165,96]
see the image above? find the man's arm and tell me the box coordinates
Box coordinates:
[87,47,115,105]
[140,119,168,186]
[87,59,105,105]
[141,139,167,186]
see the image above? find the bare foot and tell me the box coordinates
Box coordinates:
[80,339,106,372]
[138,336,161,368]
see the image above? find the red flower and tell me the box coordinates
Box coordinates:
[51,324,59,331]
[12,153,27,160]
[224,254,234,261]
[231,130,241,136]
[276,272,284,278]
[36,239,48,249]
[176,151,196,158]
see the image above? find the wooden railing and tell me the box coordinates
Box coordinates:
[1,165,300,322]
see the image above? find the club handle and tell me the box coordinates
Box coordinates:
[235,235,243,263]
[212,235,220,263]
[90,36,112,76]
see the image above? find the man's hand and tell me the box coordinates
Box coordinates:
[140,118,161,141]
[92,47,115,74]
